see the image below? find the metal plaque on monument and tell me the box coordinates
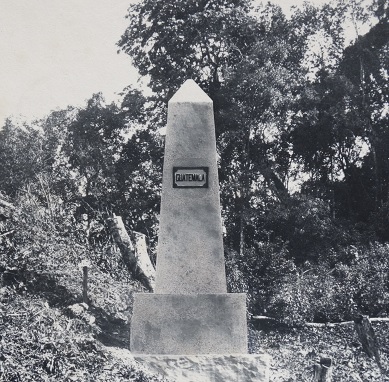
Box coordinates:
[130,80,269,382]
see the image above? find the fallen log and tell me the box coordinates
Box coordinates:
[305,321,354,328]
[0,198,16,211]
[0,230,14,237]
[252,315,389,327]
[305,317,389,327]
[0,198,16,221]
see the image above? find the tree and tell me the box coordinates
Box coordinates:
[287,1,388,235]
[0,119,54,197]
[114,128,163,249]
[340,16,389,222]
[36,107,80,205]
[218,3,305,252]
[62,94,125,201]
[118,0,312,254]
[118,0,258,102]
[119,0,389,260]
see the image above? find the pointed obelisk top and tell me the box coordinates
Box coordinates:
[169,79,212,103]
[155,78,226,295]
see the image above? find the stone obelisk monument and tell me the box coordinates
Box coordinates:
[130,80,269,381]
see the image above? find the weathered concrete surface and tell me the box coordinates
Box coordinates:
[155,79,226,294]
[133,353,270,382]
[130,293,248,355]
[129,80,269,380]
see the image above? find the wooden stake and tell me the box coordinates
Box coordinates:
[354,314,382,370]
[82,266,88,304]
[314,357,332,382]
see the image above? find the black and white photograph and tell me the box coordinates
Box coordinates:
[0,0,388,380]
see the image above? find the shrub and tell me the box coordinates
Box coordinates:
[226,241,296,317]
[267,264,353,325]
[335,244,389,317]
[0,189,88,275]
[265,244,389,324]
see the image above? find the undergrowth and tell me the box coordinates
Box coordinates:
[0,268,169,382]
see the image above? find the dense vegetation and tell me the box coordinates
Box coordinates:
[0,0,388,380]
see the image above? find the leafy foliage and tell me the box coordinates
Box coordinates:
[0,0,388,354]
[0,193,168,381]
[250,322,389,381]
[0,120,54,197]
[242,244,389,325]
[0,270,170,382]
[118,0,256,99]
[117,0,389,257]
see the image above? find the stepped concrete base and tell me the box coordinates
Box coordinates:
[130,293,248,354]
[134,353,270,382]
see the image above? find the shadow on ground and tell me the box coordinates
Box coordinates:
[0,267,131,349]
[90,304,131,348]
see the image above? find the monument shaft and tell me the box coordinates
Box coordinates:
[155,83,227,294]
[130,80,249,356]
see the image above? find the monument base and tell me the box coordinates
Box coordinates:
[130,293,248,354]
[134,353,270,382]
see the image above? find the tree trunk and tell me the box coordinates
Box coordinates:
[0,198,16,220]
[82,266,88,304]
[107,214,155,291]
[133,231,156,285]
[313,357,332,382]
[263,165,289,199]
[0,198,16,210]
[239,209,245,258]
[354,315,382,370]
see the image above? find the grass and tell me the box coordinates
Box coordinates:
[0,266,169,382]
[1,264,388,382]
[250,320,389,381]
